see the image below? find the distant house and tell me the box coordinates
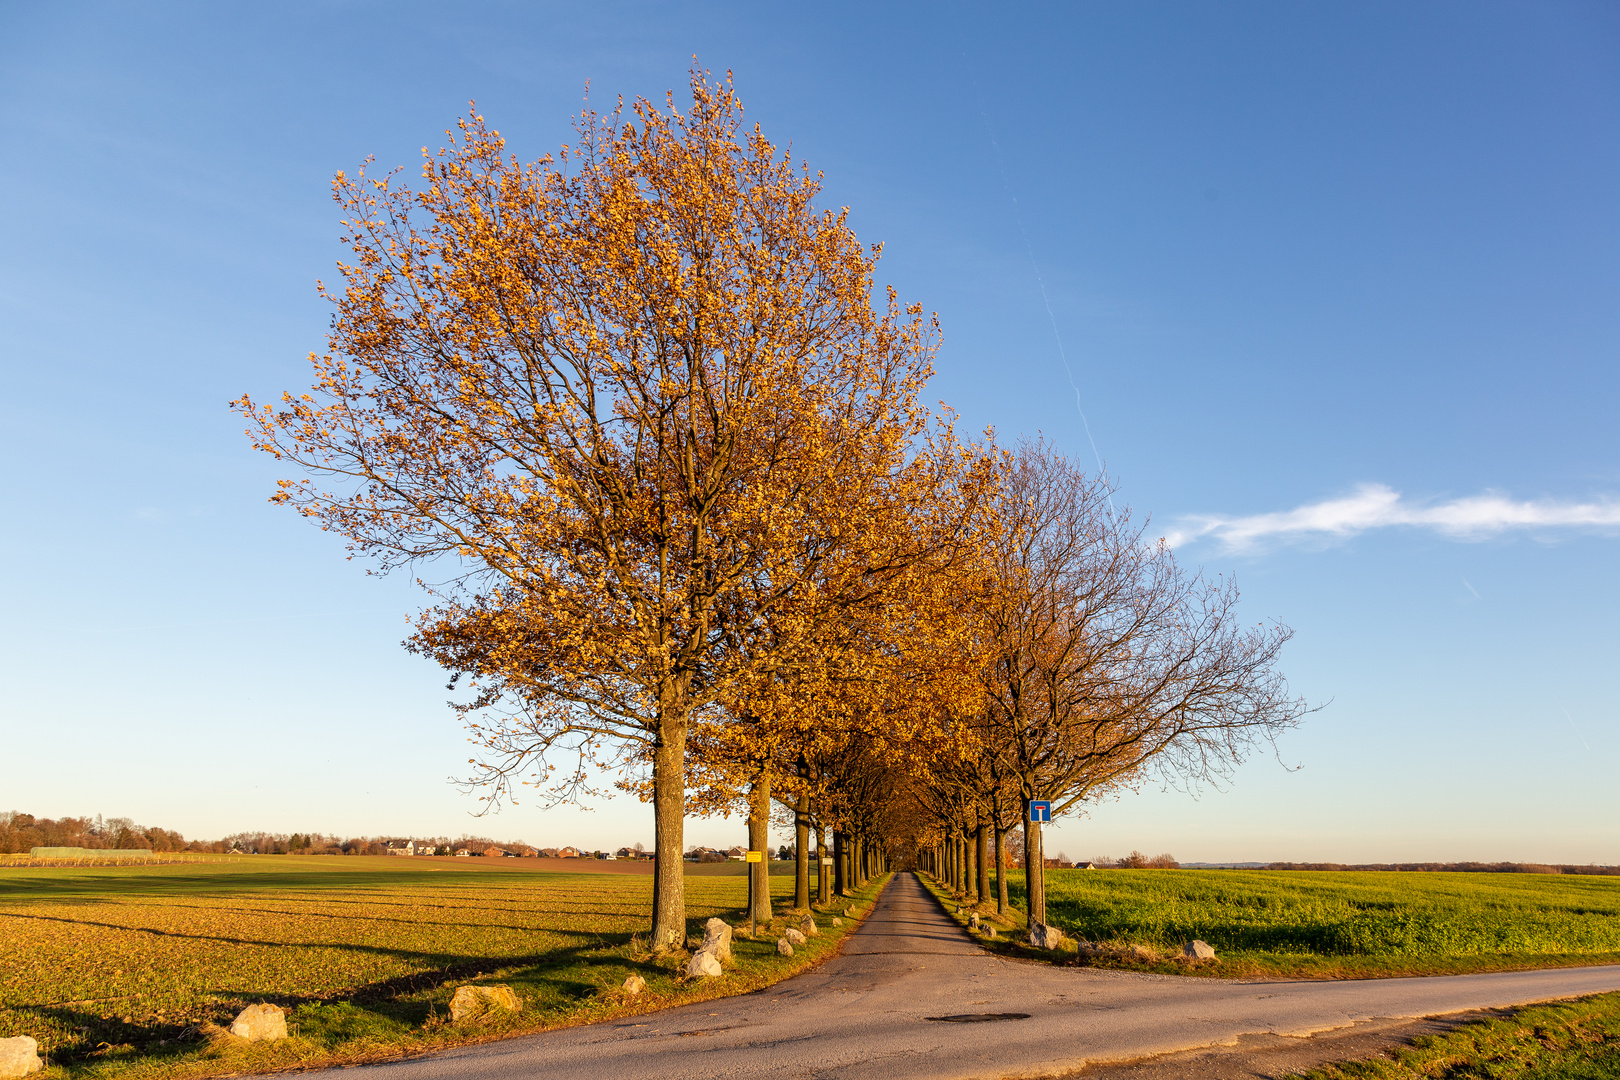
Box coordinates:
[454,848,472,857]
[726,845,747,861]
[538,847,560,858]
[558,846,581,859]
[483,847,507,858]
[385,839,416,857]
[1078,861,1097,870]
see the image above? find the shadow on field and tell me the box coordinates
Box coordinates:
[13,915,722,1066]
[5,909,639,967]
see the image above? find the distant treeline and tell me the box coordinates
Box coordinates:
[0,812,190,854]
[0,812,526,858]
[1266,861,1620,876]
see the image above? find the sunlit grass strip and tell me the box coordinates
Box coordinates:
[1292,991,1620,1078]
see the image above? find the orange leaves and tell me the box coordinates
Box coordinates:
[235,63,979,944]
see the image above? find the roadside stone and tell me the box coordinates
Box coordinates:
[776,938,794,956]
[1028,921,1067,950]
[831,916,843,927]
[1184,939,1217,960]
[228,1003,287,1042]
[982,925,997,939]
[798,914,819,937]
[784,927,806,946]
[448,984,522,1021]
[686,950,723,978]
[622,974,647,995]
[968,913,980,930]
[0,1036,43,1078]
[700,917,734,964]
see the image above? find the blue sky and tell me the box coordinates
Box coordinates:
[2,2,1616,861]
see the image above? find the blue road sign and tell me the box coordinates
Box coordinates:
[1028,800,1051,823]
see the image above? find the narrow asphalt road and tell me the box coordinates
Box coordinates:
[347,873,1620,1080]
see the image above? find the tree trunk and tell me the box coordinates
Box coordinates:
[816,823,830,904]
[1023,814,1045,925]
[650,724,688,951]
[975,821,990,904]
[995,825,1009,915]
[794,789,811,911]
[748,776,772,924]
[833,829,846,897]
[965,826,978,901]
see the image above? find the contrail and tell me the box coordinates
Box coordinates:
[1563,707,1591,752]
[960,47,1109,495]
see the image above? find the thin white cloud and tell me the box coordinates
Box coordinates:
[1164,483,1620,552]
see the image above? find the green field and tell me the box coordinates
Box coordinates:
[0,857,879,1078]
[1003,868,1620,978]
[1296,991,1620,1079]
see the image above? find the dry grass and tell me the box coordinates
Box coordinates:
[0,856,885,1079]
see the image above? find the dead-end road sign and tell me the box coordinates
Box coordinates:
[1028,800,1052,823]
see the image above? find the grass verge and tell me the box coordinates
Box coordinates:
[0,857,888,1079]
[1290,991,1620,1078]
[917,870,1620,980]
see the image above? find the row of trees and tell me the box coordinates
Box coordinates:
[0,816,573,858]
[904,444,1305,922]
[0,812,189,854]
[238,67,1304,948]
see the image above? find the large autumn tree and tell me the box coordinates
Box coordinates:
[235,68,944,950]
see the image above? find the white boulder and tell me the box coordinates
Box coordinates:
[0,1036,43,1079]
[1028,921,1067,950]
[686,950,723,978]
[448,985,521,1021]
[700,917,733,963]
[228,1003,287,1042]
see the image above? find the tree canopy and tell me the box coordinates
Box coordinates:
[238,65,1307,945]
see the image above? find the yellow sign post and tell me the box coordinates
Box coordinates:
[746,850,763,863]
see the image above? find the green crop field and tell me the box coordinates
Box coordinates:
[1000,868,1620,978]
[0,856,879,1079]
